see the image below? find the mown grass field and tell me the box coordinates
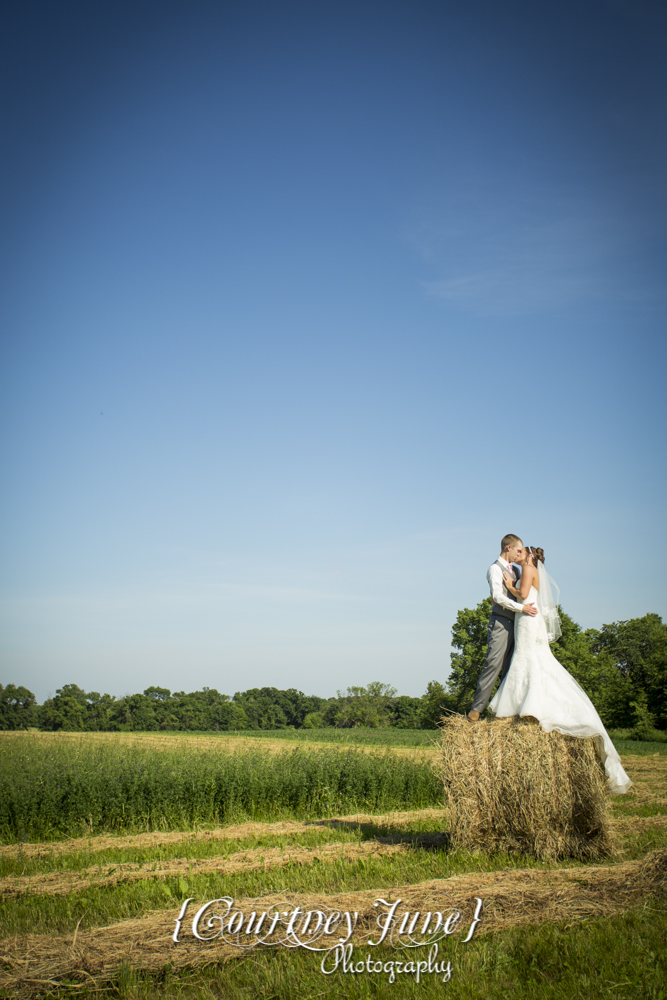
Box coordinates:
[0,729,666,999]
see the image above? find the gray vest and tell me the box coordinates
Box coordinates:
[491,559,519,621]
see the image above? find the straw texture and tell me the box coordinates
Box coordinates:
[438,715,616,859]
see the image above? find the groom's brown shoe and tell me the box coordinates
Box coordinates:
[467,710,480,723]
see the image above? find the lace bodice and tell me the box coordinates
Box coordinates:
[517,585,550,646]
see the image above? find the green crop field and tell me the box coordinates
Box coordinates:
[0,734,442,843]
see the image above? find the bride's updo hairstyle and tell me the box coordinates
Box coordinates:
[527,547,545,565]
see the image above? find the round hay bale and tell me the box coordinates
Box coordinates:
[438,715,616,860]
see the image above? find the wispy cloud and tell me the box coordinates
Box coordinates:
[421,217,606,316]
[412,192,663,316]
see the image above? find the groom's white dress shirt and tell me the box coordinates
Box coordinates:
[487,557,524,614]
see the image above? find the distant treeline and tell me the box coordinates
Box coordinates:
[2,605,665,737]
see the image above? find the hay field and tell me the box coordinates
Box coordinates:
[0,730,666,999]
[0,728,438,758]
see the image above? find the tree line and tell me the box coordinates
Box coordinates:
[1,606,665,736]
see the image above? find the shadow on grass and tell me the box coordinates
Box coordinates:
[306,816,451,850]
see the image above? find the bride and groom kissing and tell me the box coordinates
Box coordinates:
[466,533,631,795]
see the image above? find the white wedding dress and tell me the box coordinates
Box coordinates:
[489,585,632,795]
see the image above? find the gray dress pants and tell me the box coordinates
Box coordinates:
[470,613,515,713]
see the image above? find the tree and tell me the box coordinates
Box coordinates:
[39,685,89,731]
[302,711,324,728]
[327,683,397,728]
[0,684,37,730]
[200,692,248,731]
[144,686,171,701]
[446,598,493,712]
[231,687,326,730]
[551,610,635,729]
[84,691,116,731]
[419,680,457,728]
[110,693,158,731]
[278,688,327,727]
[169,691,215,731]
[389,695,423,729]
[233,688,288,729]
[589,614,667,729]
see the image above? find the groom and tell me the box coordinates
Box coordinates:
[467,533,538,723]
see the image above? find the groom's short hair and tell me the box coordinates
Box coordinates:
[501,533,522,552]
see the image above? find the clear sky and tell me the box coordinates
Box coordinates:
[1,0,665,703]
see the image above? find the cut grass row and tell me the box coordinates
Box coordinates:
[0,810,447,874]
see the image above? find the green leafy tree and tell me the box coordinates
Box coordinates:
[232,687,326,729]
[144,686,171,702]
[204,691,248,731]
[0,684,37,730]
[419,680,457,728]
[84,691,116,730]
[232,689,288,729]
[389,695,423,729]
[327,683,397,728]
[280,688,328,727]
[302,711,325,729]
[170,691,215,731]
[141,687,176,728]
[589,614,667,729]
[39,684,89,731]
[110,693,157,731]
[257,702,288,729]
[626,690,658,740]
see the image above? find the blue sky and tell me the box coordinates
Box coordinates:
[1,0,666,702]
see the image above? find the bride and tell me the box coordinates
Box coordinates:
[488,546,632,795]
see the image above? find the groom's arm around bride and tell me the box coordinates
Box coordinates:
[467,534,537,723]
